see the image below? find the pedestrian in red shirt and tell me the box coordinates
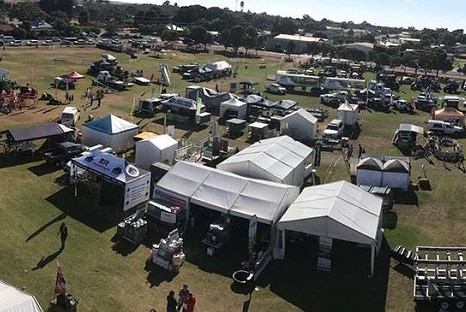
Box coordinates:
[182,292,196,312]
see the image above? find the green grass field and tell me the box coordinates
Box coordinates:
[0,46,465,312]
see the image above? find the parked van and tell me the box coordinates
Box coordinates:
[61,106,80,127]
[427,119,464,137]
[323,119,344,139]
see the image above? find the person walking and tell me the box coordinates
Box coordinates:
[167,290,177,312]
[57,223,68,249]
[347,144,353,160]
[177,284,189,312]
[182,292,196,312]
[358,144,363,159]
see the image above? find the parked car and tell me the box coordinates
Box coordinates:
[393,99,414,113]
[39,142,88,168]
[322,119,344,139]
[26,40,39,46]
[266,83,286,95]
[428,119,465,137]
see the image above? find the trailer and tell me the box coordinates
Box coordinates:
[275,70,320,92]
[414,246,466,311]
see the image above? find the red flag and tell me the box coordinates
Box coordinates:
[55,260,66,295]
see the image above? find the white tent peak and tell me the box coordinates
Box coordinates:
[279,180,383,244]
[217,136,314,186]
[383,158,409,172]
[284,108,318,124]
[155,161,300,224]
[337,101,358,111]
[83,114,138,134]
[357,157,383,170]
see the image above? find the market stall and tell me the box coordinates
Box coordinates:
[217,135,314,186]
[201,216,232,255]
[134,134,178,170]
[279,108,318,142]
[278,181,384,276]
[148,229,185,272]
[70,150,151,212]
[81,114,139,153]
[153,161,300,261]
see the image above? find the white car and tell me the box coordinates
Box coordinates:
[266,83,286,95]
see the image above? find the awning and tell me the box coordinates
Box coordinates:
[7,123,74,142]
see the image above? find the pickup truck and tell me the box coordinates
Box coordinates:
[39,142,87,167]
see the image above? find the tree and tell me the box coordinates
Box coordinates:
[286,40,296,61]
[186,26,210,49]
[229,24,245,53]
[243,25,257,55]
[219,28,231,51]
[161,29,180,47]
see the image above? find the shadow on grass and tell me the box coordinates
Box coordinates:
[46,187,121,233]
[392,263,415,279]
[111,239,139,256]
[182,227,247,277]
[26,213,66,242]
[32,248,62,270]
[144,259,177,287]
[259,237,391,312]
[394,189,419,206]
[0,151,38,168]
[28,162,58,176]
[382,211,398,230]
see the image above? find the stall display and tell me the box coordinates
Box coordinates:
[201,217,232,256]
[150,229,185,272]
[146,200,188,235]
[117,212,148,244]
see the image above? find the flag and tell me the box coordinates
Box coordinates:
[195,90,202,124]
[248,215,258,271]
[55,260,66,295]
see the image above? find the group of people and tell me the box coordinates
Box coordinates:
[166,283,195,312]
[345,143,366,160]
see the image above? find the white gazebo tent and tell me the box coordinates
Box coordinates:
[153,161,300,255]
[280,108,318,142]
[135,134,178,170]
[81,114,139,153]
[217,135,314,186]
[337,102,359,127]
[219,97,248,119]
[0,279,43,312]
[277,181,383,276]
[71,150,151,211]
[356,157,384,187]
[382,158,410,191]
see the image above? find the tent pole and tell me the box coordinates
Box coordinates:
[370,244,375,277]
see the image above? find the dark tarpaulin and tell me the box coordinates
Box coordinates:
[238,94,264,104]
[8,123,74,142]
[272,99,298,110]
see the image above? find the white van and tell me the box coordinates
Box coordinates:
[61,106,80,127]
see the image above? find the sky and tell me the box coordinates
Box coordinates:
[115,0,466,31]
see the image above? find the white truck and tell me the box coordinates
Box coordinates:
[427,119,465,137]
[322,119,344,139]
[61,106,80,127]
